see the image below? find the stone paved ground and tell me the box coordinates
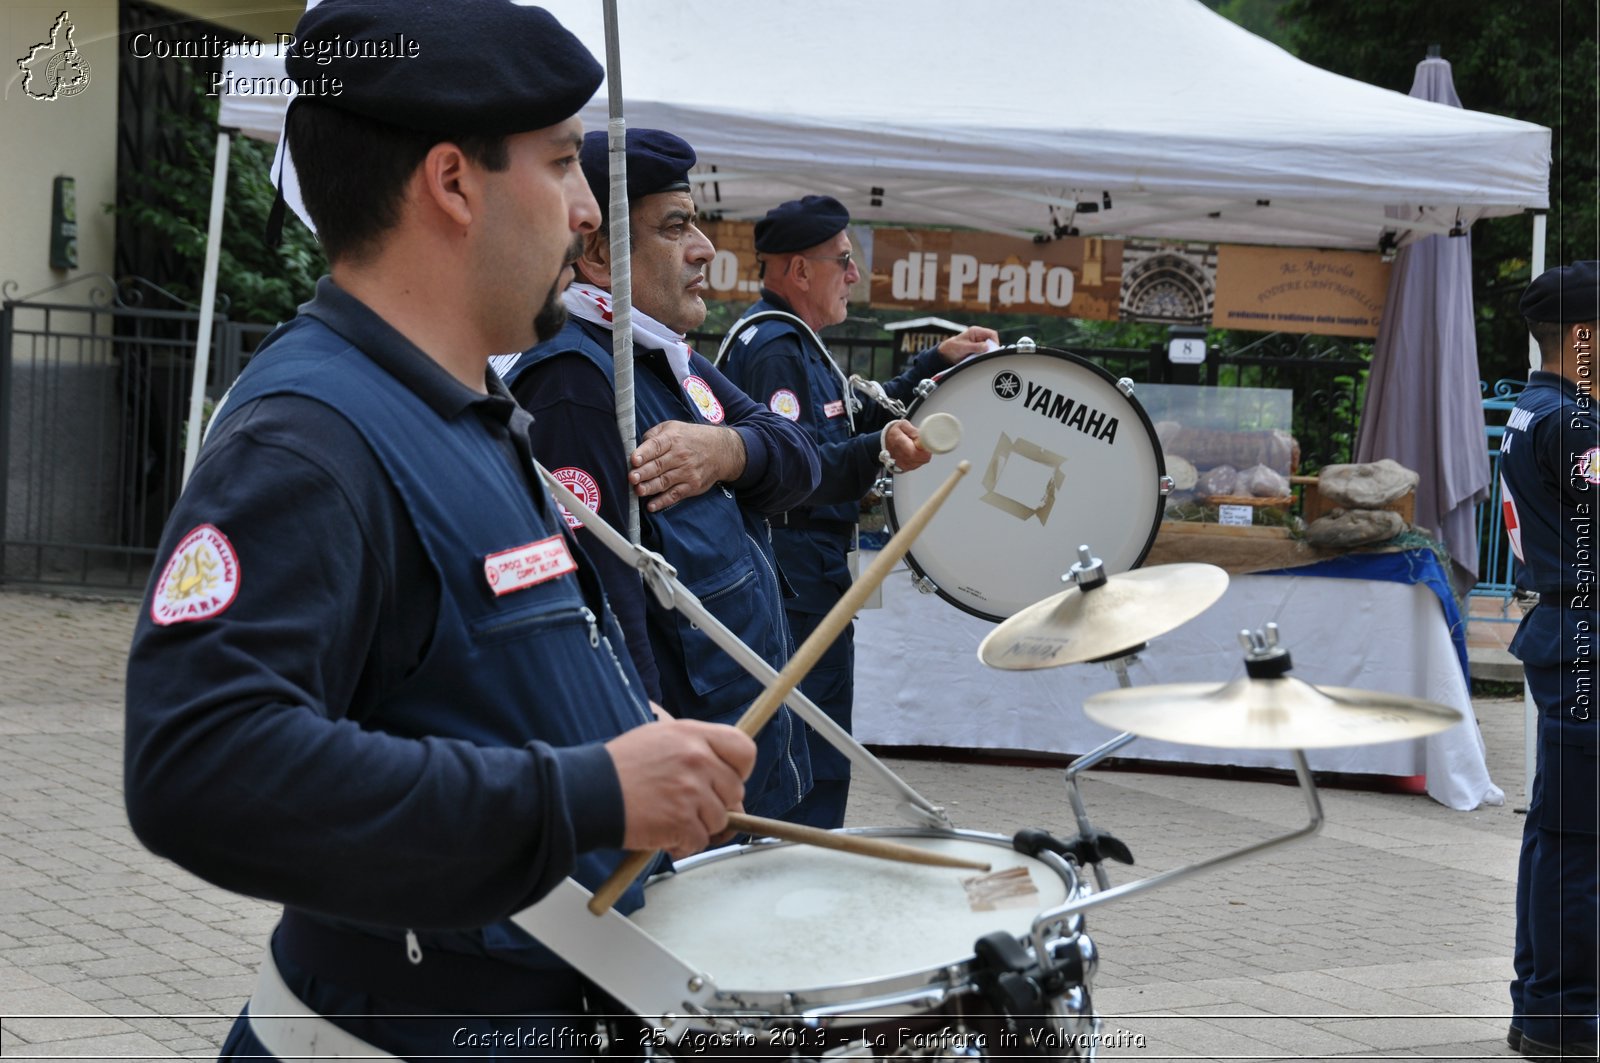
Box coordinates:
[0,588,1529,1060]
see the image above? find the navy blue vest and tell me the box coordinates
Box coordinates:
[214,315,652,966]
[507,321,809,817]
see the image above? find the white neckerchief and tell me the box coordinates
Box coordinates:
[563,282,693,384]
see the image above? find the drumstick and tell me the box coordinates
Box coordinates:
[915,411,962,454]
[725,813,992,871]
[588,461,973,915]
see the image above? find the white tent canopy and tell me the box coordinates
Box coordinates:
[543,0,1549,249]
[188,0,1551,481]
[212,0,1550,250]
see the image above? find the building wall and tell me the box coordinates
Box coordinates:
[1,1,121,303]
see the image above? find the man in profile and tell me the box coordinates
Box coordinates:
[124,5,755,1058]
[718,195,995,827]
[499,129,820,821]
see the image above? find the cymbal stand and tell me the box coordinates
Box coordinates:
[1061,648,1142,890]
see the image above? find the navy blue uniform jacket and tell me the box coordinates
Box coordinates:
[1501,369,1600,745]
[125,280,652,978]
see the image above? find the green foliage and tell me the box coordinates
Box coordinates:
[1279,0,1598,383]
[111,82,325,325]
[1204,0,1295,49]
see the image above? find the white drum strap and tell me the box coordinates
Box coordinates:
[247,944,402,1062]
[715,309,858,433]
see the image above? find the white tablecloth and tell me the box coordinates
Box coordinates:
[853,559,1505,811]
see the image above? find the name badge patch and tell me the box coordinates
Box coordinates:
[824,399,845,419]
[151,524,240,626]
[485,535,576,596]
[683,375,725,423]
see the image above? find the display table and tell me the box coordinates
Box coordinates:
[853,549,1504,811]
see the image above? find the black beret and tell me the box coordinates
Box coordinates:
[579,129,696,221]
[284,0,601,137]
[754,195,851,253]
[1520,260,1600,324]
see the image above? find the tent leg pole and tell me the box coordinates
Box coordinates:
[1527,213,1547,374]
[183,130,233,489]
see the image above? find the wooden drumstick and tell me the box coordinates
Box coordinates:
[915,411,962,454]
[725,813,991,871]
[587,460,973,915]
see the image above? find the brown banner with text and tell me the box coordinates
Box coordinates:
[1212,245,1389,337]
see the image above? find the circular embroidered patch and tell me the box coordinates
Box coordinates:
[683,375,725,423]
[1582,446,1600,485]
[769,388,802,421]
[151,524,240,626]
[552,467,602,528]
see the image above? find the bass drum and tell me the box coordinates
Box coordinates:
[887,346,1166,621]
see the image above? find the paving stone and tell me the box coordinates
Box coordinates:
[0,589,1535,1060]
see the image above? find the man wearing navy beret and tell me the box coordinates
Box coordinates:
[498,129,820,824]
[123,5,759,1059]
[1502,260,1599,1059]
[716,197,997,828]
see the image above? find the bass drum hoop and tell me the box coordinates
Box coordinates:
[638,828,1082,1017]
[887,345,1167,623]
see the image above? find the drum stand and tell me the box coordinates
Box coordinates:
[535,462,952,830]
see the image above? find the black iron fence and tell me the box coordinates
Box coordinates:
[0,275,271,593]
[6,293,1368,594]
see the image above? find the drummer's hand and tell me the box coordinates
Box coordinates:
[936,326,1000,364]
[630,421,746,512]
[883,420,933,473]
[606,719,754,858]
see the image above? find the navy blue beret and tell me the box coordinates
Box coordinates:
[284,0,601,137]
[579,129,696,221]
[1521,260,1600,324]
[754,195,851,253]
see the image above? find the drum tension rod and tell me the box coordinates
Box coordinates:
[972,930,1084,1019]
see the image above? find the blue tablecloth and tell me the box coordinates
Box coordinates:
[1262,548,1469,684]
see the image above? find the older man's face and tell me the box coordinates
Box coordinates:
[628,191,715,334]
[803,230,859,329]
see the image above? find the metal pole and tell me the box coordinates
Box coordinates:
[1524,210,1546,802]
[602,0,639,545]
[182,130,233,488]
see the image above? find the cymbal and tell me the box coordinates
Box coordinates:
[978,563,1229,670]
[1083,676,1464,750]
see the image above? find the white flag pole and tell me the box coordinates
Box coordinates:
[602,0,639,545]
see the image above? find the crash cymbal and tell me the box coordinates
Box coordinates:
[978,562,1229,670]
[1083,676,1464,750]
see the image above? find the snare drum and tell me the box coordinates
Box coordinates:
[887,347,1166,621]
[625,829,1099,1059]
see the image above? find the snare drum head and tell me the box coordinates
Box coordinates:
[630,832,1072,995]
[890,348,1165,620]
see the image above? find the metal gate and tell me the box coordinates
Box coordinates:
[0,275,266,593]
